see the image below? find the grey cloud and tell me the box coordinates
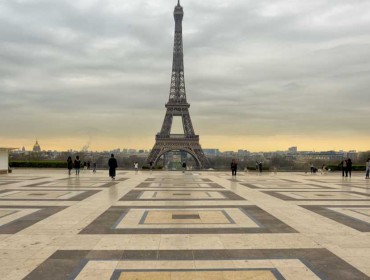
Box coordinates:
[0,0,369,148]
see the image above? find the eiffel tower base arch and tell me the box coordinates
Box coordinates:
[147,136,209,169]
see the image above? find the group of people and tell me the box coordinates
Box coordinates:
[309,163,318,174]
[67,155,370,180]
[339,158,353,177]
[231,160,264,176]
[67,154,140,180]
[67,156,97,175]
[309,157,370,179]
[255,161,263,172]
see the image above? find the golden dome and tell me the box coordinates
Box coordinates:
[33,140,41,152]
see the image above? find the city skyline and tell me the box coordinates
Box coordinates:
[1,0,370,152]
[17,139,363,154]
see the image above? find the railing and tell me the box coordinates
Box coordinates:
[169,134,186,139]
[156,134,199,139]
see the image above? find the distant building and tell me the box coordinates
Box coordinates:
[297,151,344,162]
[203,149,220,157]
[33,140,41,152]
[346,150,358,161]
[288,146,297,153]
[237,150,250,157]
[0,147,17,173]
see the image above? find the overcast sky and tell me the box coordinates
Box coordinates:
[1,0,369,152]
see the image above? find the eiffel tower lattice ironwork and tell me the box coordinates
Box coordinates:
[147,0,209,169]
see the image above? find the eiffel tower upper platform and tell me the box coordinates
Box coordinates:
[146,0,209,169]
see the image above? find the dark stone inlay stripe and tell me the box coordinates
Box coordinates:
[110,268,285,280]
[119,190,245,201]
[262,190,370,201]
[240,183,260,189]
[0,206,67,234]
[240,183,334,190]
[0,181,19,186]
[0,189,100,201]
[0,176,50,181]
[100,181,121,187]
[79,205,297,234]
[301,205,370,232]
[172,214,200,220]
[23,181,119,188]
[136,182,224,189]
[18,181,54,188]
[280,179,299,183]
[23,249,370,280]
[145,178,213,183]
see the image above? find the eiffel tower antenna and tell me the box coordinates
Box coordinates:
[146,2,209,169]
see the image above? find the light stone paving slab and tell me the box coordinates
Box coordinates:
[0,170,369,279]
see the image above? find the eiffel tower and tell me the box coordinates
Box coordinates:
[147,0,209,169]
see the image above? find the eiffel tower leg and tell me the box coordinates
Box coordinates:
[193,148,209,169]
[182,113,195,135]
[147,144,163,166]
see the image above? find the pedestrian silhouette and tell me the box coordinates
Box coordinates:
[108,154,118,180]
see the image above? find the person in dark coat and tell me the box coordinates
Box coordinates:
[67,156,73,175]
[347,158,352,178]
[339,159,347,177]
[366,158,370,179]
[108,154,118,180]
[74,156,81,176]
[231,159,237,176]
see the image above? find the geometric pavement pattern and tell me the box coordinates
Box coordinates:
[0,170,369,279]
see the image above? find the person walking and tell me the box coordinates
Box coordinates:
[134,162,139,174]
[321,164,327,175]
[108,154,118,180]
[366,158,370,179]
[93,162,97,173]
[259,162,263,173]
[74,156,81,176]
[340,159,348,177]
[182,162,187,173]
[231,159,237,176]
[310,163,314,174]
[87,161,91,170]
[347,158,352,178]
[67,156,73,176]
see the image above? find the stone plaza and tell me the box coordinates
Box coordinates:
[0,169,369,279]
